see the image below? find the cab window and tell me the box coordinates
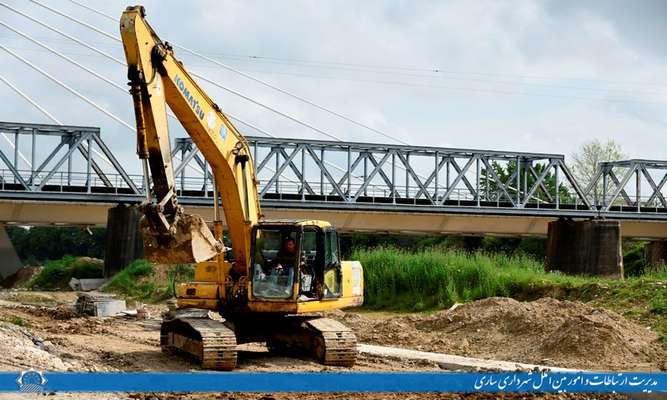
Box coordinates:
[323,230,341,298]
[251,227,297,299]
[299,228,319,299]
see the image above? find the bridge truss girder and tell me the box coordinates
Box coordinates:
[173,136,591,210]
[0,121,139,194]
[586,159,667,211]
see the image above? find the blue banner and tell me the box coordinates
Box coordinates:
[6,370,666,394]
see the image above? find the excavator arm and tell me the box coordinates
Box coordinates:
[120,6,261,268]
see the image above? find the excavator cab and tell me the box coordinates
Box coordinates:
[250,221,342,302]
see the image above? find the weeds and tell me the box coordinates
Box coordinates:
[102,259,155,300]
[9,316,31,329]
[102,260,195,302]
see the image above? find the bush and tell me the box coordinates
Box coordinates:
[623,241,647,277]
[102,260,195,302]
[102,259,155,299]
[28,256,103,290]
[9,316,31,328]
[7,226,106,264]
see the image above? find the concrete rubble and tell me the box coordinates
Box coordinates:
[75,292,126,317]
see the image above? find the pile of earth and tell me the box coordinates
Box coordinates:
[0,266,42,288]
[333,297,664,371]
[0,321,71,371]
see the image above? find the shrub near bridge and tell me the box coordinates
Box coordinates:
[28,256,103,290]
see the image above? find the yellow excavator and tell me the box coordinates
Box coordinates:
[119,6,363,370]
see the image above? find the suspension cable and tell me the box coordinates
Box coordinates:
[0,73,62,125]
[0,21,126,92]
[61,0,409,145]
[3,2,393,185]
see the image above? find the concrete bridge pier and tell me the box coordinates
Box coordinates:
[545,219,623,278]
[104,205,143,278]
[0,224,22,281]
[646,241,667,271]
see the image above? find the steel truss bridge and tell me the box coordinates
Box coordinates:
[0,122,665,238]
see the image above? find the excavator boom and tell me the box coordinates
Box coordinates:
[120,5,261,266]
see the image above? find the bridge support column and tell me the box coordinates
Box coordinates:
[646,241,667,272]
[0,224,22,281]
[104,205,143,278]
[545,219,623,278]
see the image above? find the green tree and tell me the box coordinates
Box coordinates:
[571,139,625,200]
[6,226,106,264]
[481,161,573,204]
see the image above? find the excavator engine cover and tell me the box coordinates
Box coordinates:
[141,213,220,264]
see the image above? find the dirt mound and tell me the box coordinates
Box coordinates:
[1,266,42,288]
[28,305,78,321]
[0,322,70,371]
[337,297,664,371]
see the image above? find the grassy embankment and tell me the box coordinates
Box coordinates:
[357,247,667,340]
[27,257,194,302]
[101,260,194,302]
[28,256,103,290]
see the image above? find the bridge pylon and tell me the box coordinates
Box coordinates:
[103,204,143,277]
[545,219,623,278]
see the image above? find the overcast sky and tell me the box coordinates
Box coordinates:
[0,0,665,175]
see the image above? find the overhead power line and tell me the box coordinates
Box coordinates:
[0,45,135,131]
[56,0,408,145]
[62,0,667,90]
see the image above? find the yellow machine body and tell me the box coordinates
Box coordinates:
[120,5,363,369]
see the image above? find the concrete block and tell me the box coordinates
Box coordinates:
[75,292,126,317]
[69,278,108,291]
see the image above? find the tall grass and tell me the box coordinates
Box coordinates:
[356,247,597,311]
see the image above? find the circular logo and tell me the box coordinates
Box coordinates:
[17,369,47,392]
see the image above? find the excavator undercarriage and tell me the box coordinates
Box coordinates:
[161,313,357,370]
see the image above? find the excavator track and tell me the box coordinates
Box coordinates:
[160,317,237,370]
[266,317,357,367]
[307,317,357,367]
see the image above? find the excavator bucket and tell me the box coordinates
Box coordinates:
[141,213,221,264]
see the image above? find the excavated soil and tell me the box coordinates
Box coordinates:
[332,297,665,371]
[0,266,42,288]
[0,292,663,373]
